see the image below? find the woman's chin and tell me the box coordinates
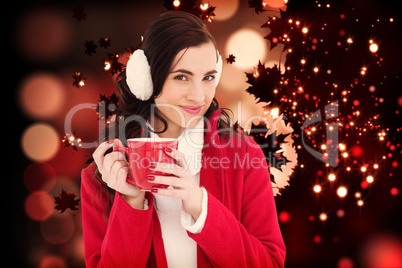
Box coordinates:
[183,116,205,129]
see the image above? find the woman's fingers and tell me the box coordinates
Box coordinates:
[148,147,203,218]
[92,140,114,173]
[107,160,129,187]
[147,175,187,188]
[147,174,201,207]
[151,187,184,198]
[112,138,125,151]
[106,161,140,197]
[110,159,128,178]
[102,151,127,175]
[149,162,185,177]
[92,140,145,204]
[164,147,187,169]
[93,139,126,174]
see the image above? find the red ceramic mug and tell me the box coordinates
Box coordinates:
[113,138,178,191]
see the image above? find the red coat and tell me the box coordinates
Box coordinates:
[81,109,286,267]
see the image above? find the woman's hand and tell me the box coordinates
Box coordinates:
[147,147,203,221]
[92,139,145,209]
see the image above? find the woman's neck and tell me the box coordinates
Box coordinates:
[151,117,183,139]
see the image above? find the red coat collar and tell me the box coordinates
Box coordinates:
[204,108,221,145]
[201,108,232,208]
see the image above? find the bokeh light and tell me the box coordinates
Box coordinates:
[337,186,348,198]
[337,256,355,268]
[24,192,54,221]
[279,210,291,223]
[390,187,398,196]
[313,184,322,193]
[351,145,364,158]
[71,234,85,263]
[21,123,60,161]
[218,62,249,92]
[16,8,73,63]
[360,234,402,268]
[263,0,287,9]
[37,255,66,268]
[173,0,180,7]
[23,162,57,193]
[369,41,379,53]
[225,27,268,69]
[336,209,345,218]
[40,212,75,244]
[339,143,346,151]
[328,173,336,181]
[19,73,65,120]
[204,0,239,21]
[313,235,322,244]
[48,145,87,178]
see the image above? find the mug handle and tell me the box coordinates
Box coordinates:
[113,146,128,154]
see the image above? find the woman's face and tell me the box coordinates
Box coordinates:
[154,41,218,136]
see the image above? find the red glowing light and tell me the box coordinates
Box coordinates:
[361,181,369,189]
[390,187,399,196]
[397,96,402,107]
[279,211,291,223]
[313,235,322,244]
[24,193,54,221]
[360,235,402,267]
[351,145,364,158]
[337,257,354,268]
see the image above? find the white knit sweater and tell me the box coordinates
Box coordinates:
[148,119,208,267]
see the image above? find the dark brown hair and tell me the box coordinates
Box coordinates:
[94,11,232,212]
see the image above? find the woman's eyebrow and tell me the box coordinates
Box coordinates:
[170,69,217,76]
[205,70,218,75]
[171,69,194,75]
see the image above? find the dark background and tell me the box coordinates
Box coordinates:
[7,0,402,267]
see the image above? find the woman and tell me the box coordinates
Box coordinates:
[81,11,285,267]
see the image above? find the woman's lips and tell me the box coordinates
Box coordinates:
[179,105,203,115]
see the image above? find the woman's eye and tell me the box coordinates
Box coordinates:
[174,75,187,81]
[204,75,215,81]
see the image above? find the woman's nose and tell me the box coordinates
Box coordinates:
[186,83,205,103]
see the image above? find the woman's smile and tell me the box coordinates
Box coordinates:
[179,105,203,115]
